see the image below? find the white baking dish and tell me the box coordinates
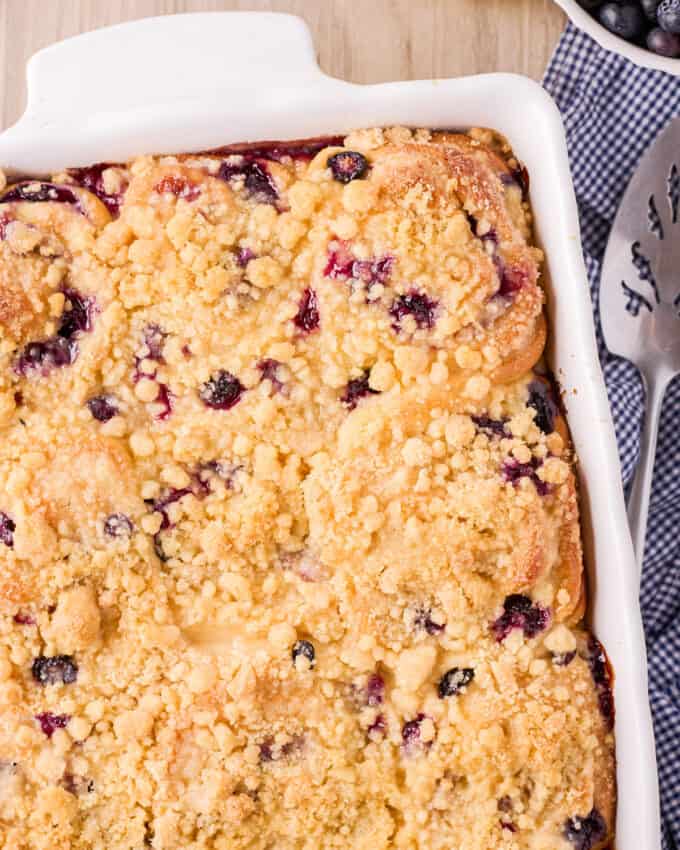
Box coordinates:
[0,12,659,848]
[555,0,680,75]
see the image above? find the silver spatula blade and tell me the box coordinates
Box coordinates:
[600,117,680,571]
[601,117,680,369]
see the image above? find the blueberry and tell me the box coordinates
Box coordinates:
[86,394,118,422]
[1,182,82,212]
[472,415,510,439]
[0,512,15,548]
[291,639,315,667]
[340,370,379,410]
[327,151,368,183]
[13,611,35,625]
[598,3,645,40]
[491,595,550,642]
[527,380,558,434]
[15,290,95,377]
[323,242,393,295]
[31,655,78,685]
[587,636,615,728]
[140,324,166,362]
[564,809,608,850]
[401,714,432,752]
[389,289,438,330]
[293,288,320,333]
[413,607,446,635]
[58,289,95,339]
[104,513,134,538]
[68,163,126,216]
[153,383,174,421]
[495,258,527,298]
[553,650,577,667]
[235,246,256,267]
[659,0,680,31]
[502,457,551,496]
[367,713,387,739]
[199,370,245,410]
[35,712,70,738]
[402,715,424,744]
[365,673,385,706]
[218,158,279,205]
[438,667,475,698]
[641,0,663,20]
[647,25,680,53]
[257,358,284,393]
[15,337,78,376]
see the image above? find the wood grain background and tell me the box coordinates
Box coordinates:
[0,0,566,130]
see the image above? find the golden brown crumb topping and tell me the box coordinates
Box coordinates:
[0,128,614,850]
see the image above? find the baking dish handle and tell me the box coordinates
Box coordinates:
[0,12,349,173]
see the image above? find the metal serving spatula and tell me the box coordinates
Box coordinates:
[601,116,680,572]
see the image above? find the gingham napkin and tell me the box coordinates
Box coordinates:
[543,22,680,850]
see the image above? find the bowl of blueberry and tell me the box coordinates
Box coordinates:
[555,0,680,70]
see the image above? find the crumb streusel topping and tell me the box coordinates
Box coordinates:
[0,127,614,850]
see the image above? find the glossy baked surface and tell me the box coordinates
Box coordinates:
[0,127,614,850]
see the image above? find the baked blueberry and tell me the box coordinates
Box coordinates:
[13,611,35,625]
[35,712,70,738]
[491,594,550,641]
[199,370,245,410]
[587,636,615,727]
[564,809,608,850]
[390,290,438,330]
[104,513,134,538]
[472,415,510,438]
[140,324,166,362]
[1,181,82,210]
[293,288,320,333]
[367,714,387,739]
[291,639,315,667]
[413,607,446,635]
[218,158,279,205]
[527,380,558,434]
[327,151,368,183]
[340,370,379,409]
[401,715,424,745]
[69,163,126,215]
[365,673,385,706]
[87,394,118,422]
[257,358,284,393]
[0,512,15,548]
[236,246,256,267]
[553,650,577,667]
[58,289,95,339]
[153,383,174,421]
[502,457,551,496]
[31,655,78,686]
[438,667,475,698]
[495,259,527,298]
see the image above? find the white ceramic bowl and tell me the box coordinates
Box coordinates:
[556,0,680,73]
[0,13,661,848]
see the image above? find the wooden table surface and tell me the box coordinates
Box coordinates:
[0,0,566,130]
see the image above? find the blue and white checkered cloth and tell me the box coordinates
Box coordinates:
[543,22,680,850]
